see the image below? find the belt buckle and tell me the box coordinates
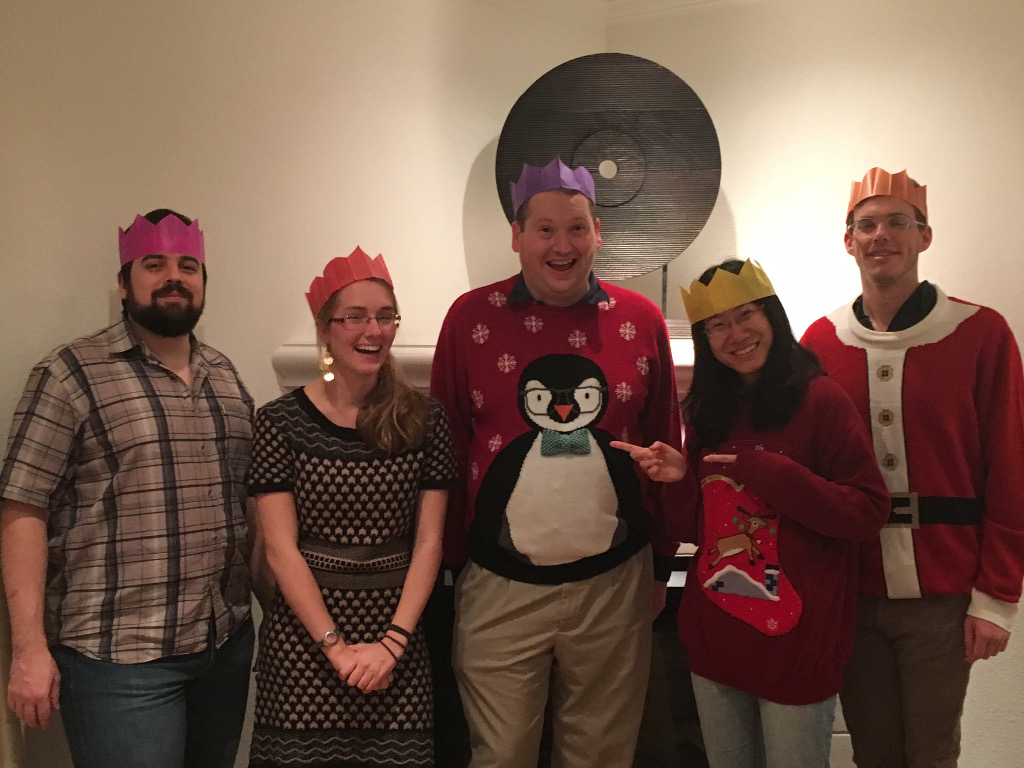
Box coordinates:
[888,492,920,529]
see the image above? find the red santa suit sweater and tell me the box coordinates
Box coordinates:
[801,288,1024,630]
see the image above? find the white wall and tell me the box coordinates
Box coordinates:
[611,0,1024,342]
[609,1,1024,765]
[0,0,607,417]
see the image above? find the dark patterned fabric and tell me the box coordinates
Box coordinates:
[248,389,455,768]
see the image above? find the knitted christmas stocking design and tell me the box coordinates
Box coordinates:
[696,474,802,636]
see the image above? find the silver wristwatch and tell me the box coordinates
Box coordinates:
[317,628,340,648]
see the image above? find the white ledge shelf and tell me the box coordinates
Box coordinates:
[272,340,694,396]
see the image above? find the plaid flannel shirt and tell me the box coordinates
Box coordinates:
[0,317,253,662]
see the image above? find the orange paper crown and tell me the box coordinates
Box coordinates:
[680,259,776,324]
[848,168,927,219]
[306,247,393,318]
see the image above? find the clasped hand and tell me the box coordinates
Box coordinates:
[328,642,396,693]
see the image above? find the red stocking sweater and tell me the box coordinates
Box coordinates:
[430,276,682,584]
[675,376,890,705]
[801,289,1024,631]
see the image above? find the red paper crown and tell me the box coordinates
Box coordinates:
[306,247,393,318]
[118,214,205,265]
[848,168,927,219]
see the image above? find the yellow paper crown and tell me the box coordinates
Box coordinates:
[848,167,927,219]
[680,259,776,324]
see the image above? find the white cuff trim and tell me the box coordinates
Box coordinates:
[968,588,1018,632]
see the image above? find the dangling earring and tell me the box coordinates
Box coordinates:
[320,349,335,382]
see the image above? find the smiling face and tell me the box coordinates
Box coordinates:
[512,189,602,307]
[705,302,773,385]
[318,279,398,381]
[119,253,205,337]
[845,195,932,291]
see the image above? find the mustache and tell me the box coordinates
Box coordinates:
[153,282,194,301]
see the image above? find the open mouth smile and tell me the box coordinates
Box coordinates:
[734,342,758,356]
[547,258,577,272]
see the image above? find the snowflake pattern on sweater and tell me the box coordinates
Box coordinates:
[431,275,681,584]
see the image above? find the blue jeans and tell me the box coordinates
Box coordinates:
[52,617,254,768]
[691,673,836,768]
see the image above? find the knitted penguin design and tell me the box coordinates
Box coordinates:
[473,354,638,566]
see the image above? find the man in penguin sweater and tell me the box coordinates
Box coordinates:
[431,157,682,768]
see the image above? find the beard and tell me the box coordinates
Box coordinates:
[125,281,205,338]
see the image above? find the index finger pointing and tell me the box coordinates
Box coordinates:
[609,441,640,453]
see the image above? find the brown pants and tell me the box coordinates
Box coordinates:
[840,594,972,768]
[453,548,653,768]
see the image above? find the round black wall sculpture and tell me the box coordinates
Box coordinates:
[496,53,721,281]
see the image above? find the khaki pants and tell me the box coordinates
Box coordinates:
[453,548,653,768]
[840,594,972,768]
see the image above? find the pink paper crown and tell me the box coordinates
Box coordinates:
[118,214,205,265]
[848,168,927,219]
[509,157,596,214]
[306,247,393,318]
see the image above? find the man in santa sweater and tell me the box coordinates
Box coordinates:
[430,157,681,768]
[801,167,1024,768]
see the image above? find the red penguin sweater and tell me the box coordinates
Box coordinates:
[430,275,681,584]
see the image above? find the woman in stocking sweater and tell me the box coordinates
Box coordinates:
[615,259,889,768]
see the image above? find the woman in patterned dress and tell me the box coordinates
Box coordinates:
[247,248,455,768]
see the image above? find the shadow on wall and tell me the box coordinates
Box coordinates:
[655,191,738,322]
[461,137,532,290]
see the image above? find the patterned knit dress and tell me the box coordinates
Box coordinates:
[247,389,455,768]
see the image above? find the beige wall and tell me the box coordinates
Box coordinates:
[1,0,1022,765]
[0,0,607,416]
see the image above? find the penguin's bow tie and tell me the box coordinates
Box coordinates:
[540,428,591,456]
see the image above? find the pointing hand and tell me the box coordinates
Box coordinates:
[610,440,686,483]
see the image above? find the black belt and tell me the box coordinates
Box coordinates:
[887,493,983,527]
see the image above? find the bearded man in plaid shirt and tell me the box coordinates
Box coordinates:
[0,209,259,768]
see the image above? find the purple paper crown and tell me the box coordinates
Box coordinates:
[509,157,596,213]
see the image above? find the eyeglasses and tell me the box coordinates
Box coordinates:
[704,304,765,340]
[521,385,607,415]
[849,213,924,236]
[328,312,401,329]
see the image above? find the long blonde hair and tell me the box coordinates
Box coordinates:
[316,279,430,454]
